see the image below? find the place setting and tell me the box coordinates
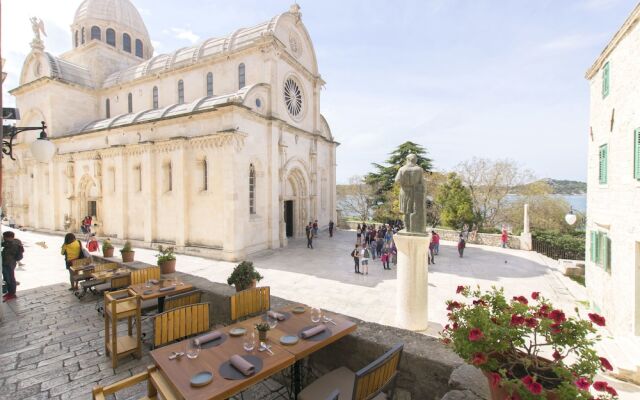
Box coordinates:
[297,308,333,342]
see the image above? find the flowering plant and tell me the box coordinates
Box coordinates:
[441,286,618,399]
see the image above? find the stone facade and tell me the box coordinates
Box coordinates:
[585,4,640,336]
[4,1,337,261]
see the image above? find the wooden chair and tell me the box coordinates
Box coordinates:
[164,290,202,312]
[69,258,93,289]
[104,289,142,369]
[229,286,270,321]
[130,266,161,285]
[153,302,210,348]
[298,343,404,400]
[92,365,179,400]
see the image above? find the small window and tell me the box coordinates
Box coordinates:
[106,28,116,46]
[123,33,131,53]
[590,231,611,272]
[634,128,640,180]
[135,39,143,58]
[602,62,610,98]
[238,63,246,89]
[75,30,79,47]
[599,144,608,184]
[202,159,208,191]
[249,164,256,214]
[206,72,213,96]
[127,93,133,113]
[152,86,159,109]
[178,80,185,104]
[91,26,101,40]
[81,27,85,44]
[105,99,111,118]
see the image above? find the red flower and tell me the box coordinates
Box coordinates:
[606,385,618,396]
[593,381,608,391]
[575,377,591,390]
[488,372,501,388]
[525,317,538,328]
[531,291,540,300]
[471,352,487,365]
[447,301,462,311]
[472,299,487,306]
[468,328,484,342]
[527,382,543,395]
[441,338,451,345]
[599,357,613,371]
[452,322,459,330]
[505,395,521,400]
[538,304,550,317]
[549,309,566,323]
[552,350,563,360]
[490,317,499,324]
[513,295,528,305]
[521,376,534,386]
[510,314,525,326]
[456,285,465,294]
[550,322,563,334]
[588,313,606,326]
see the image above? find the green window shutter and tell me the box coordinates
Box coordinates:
[603,235,611,272]
[590,231,596,262]
[596,232,602,266]
[602,62,610,98]
[599,144,608,184]
[634,129,640,180]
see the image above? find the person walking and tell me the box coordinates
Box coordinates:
[428,240,436,265]
[457,234,466,258]
[376,235,384,260]
[2,231,24,302]
[431,230,440,255]
[501,228,508,249]
[461,223,469,241]
[356,224,362,245]
[313,220,319,238]
[351,244,361,274]
[329,220,334,237]
[390,241,398,266]
[305,222,314,249]
[87,233,100,253]
[360,245,370,275]
[380,246,390,270]
[61,233,83,290]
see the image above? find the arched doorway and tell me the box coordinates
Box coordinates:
[77,174,100,231]
[283,168,309,239]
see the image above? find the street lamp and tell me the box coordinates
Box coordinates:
[564,207,577,226]
[2,121,56,163]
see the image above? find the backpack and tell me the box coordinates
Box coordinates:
[351,249,357,258]
[363,248,370,258]
[87,239,99,252]
[15,243,24,261]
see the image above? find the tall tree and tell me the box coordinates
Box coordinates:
[338,175,375,223]
[365,141,433,198]
[435,173,475,229]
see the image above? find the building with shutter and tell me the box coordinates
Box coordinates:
[4,0,337,261]
[585,3,640,336]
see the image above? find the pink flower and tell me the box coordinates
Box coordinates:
[521,376,534,386]
[471,352,487,365]
[513,295,528,305]
[525,317,538,328]
[527,382,543,395]
[606,385,618,396]
[550,322,563,334]
[552,350,563,360]
[531,291,540,300]
[549,309,566,323]
[575,377,591,390]
[488,372,501,388]
[599,357,613,371]
[468,328,483,342]
[447,301,462,311]
[510,314,525,326]
[456,285,465,294]
[588,313,606,326]
[593,381,608,391]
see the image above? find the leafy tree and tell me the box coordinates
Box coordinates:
[424,171,448,227]
[337,175,375,222]
[372,185,401,223]
[435,173,475,228]
[365,141,433,198]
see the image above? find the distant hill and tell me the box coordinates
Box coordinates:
[515,179,586,195]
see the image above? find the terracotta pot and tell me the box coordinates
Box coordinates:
[482,371,560,400]
[103,247,114,258]
[258,330,268,341]
[235,280,257,292]
[121,250,135,263]
[159,259,176,274]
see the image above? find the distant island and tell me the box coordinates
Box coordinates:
[515,179,586,195]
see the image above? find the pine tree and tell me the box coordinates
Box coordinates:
[435,173,475,228]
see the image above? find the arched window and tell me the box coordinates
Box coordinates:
[75,30,79,47]
[106,28,116,46]
[91,26,101,40]
[152,86,159,109]
[127,93,133,113]
[249,164,256,214]
[238,63,246,89]
[81,27,86,44]
[123,33,131,53]
[178,80,184,104]
[135,39,143,58]
[206,72,213,96]
[105,99,110,118]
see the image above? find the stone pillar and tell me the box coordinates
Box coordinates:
[395,231,431,331]
[142,145,156,244]
[173,141,188,247]
[520,203,532,251]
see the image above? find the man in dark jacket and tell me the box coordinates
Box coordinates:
[2,231,23,302]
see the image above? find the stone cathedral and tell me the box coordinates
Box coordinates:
[5,0,337,261]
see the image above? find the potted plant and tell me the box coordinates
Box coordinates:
[120,241,135,262]
[255,322,270,341]
[227,261,263,292]
[156,245,176,274]
[102,239,114,258]
[441,286,619,400]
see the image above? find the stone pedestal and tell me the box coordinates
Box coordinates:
[520,232,532,251]
[395,231,430,331]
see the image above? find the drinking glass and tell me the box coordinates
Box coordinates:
[311,308,322,324]
[243,330,256,352]
[186,339,201,359]
[144,279,152,288]
[267,312,278,329]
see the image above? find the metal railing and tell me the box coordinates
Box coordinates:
[532,237,585,261]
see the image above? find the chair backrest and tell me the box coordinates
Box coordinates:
[164,290,202,312]
[230,286,270,321]
[130,266,161,285]
[71,258,92,268]
[110,274,131,290]
[352,343,404,400]
[153,302,210,348]
[326,389,340,400]
[92,365,179,400]
[94,263,118,272]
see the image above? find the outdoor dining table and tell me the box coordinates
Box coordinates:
[90,267,130,280]
[128,280,194,313]
[150,305,356,400]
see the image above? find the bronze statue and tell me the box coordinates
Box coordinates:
[395,154,426,233]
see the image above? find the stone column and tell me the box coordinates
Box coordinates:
[142,145,156,244]
[520,203,532,251]
[173,141,188,247]
[395,231,431,331]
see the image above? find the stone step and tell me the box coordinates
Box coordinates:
[597,338,640,384]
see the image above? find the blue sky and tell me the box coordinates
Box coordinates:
[2,0,636,182]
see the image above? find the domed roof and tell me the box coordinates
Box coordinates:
[74,0,149,38]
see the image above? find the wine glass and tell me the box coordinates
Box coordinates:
[267,312,278,329]
[144,279,152,288]
[186,339,201,359]
[311,308,322,324]
[243,330,256,352]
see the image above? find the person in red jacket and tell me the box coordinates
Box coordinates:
[501,229,508,248]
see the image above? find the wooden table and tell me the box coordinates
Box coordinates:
[150,305,356,400]
[129,280,194,312]
[91,268,130,280]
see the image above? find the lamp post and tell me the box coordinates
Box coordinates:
[2,121,56,163]
[565,207,577,226]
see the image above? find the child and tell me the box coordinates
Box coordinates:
[380,248,390,270]
[458,234,466,258]
[87,233,100,253]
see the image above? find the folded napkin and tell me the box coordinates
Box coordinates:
[158,286,175,292]
[230,354,255,376]
[300,324,326,339]
[268,310,286,321]
[194,331,222,346]
[142,290,153,295]
[149,279,159,284]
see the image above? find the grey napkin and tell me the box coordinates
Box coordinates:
[158,286,175,292]
[149,279,159,284]
[194,331,222,346]
[230,355,255,376]
[301,324,326,339]
[268,311,285,321]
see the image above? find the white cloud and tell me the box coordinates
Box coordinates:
[170,27,200,44]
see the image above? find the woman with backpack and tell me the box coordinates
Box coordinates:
[360,245,370,275]
[61,233,83,290]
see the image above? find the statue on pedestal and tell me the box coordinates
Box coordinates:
[395,154,426,234]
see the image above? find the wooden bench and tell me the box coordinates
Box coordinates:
[153,302,210,348]
[92,365,179,400]
[230,286,270,321]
